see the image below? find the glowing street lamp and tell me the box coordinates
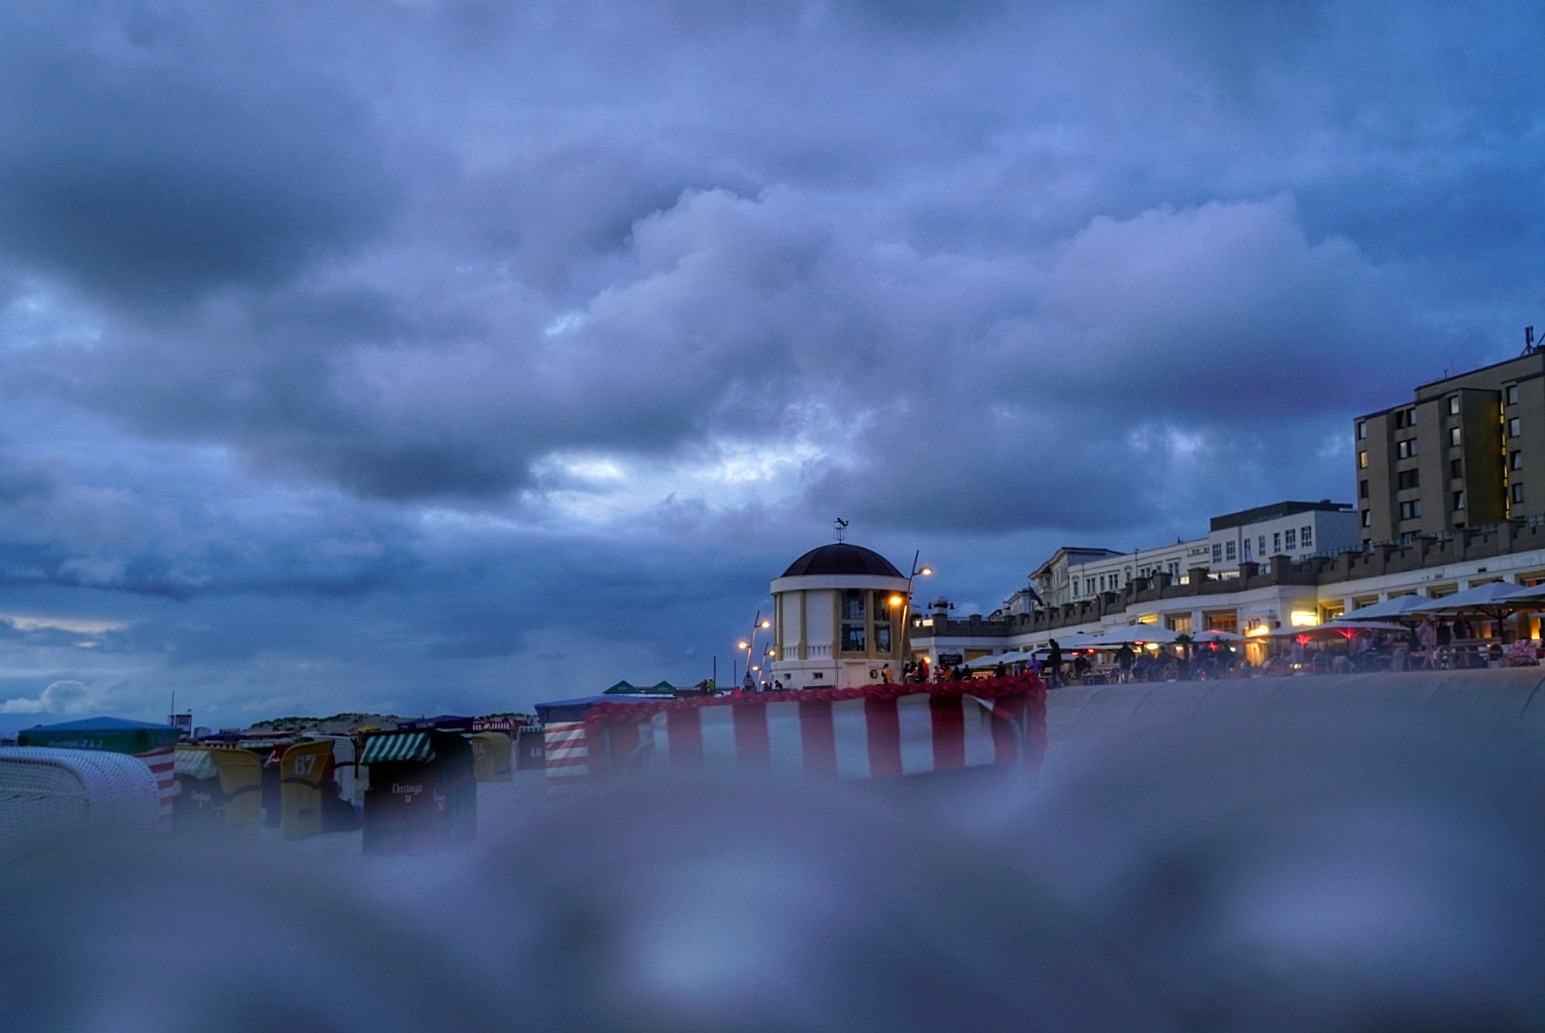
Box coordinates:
[743,611,772,689]
[889,550,933,661]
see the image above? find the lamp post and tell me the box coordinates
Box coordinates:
[888,550,932,666]
[743,610,771,689]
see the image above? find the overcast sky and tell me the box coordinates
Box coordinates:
[0,0,1540,729]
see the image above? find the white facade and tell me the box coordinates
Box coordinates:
[1062,540,1203,603]
[1206,506,1360,573]
[1045,502,1359,607]
[1024,547,1124,611]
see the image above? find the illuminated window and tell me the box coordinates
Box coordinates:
[1358,450,1368,469]
[1449,396,1460,415]
[1449,426,1462,446]
[1206,613,1238,633]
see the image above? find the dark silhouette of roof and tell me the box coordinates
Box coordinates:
[781,543,903,578]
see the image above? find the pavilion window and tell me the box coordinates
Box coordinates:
[840,590,867,653]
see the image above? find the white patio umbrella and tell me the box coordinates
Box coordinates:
[1050,631,1104,649]
[1420,581,1541,612]
[964,651,1029,669]
[1331,594,1437,622]
[1028,632,1102,656]
[1267,620,1408,636]
[1192,628,1246,643]
[1082,628,1132,648]
[1417,581,1545,643]
[1091,624,1179,646]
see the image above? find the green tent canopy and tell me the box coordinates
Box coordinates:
[18,716,180,755]
[602,680,676,695]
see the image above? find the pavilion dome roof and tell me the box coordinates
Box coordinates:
[780,543,903,579]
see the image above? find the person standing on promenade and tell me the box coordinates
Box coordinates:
[1046,639,1062,688]
[1418,616,1439,669]
[1116,642,1136,683]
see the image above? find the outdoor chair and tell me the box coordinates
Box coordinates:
[0,747,160,862]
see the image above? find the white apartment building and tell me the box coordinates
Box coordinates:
[1023,501,1360,610]
[1204,500,1361,573]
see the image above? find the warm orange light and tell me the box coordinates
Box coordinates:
[887,593,905,607]
[737,640,749,650]
[759,620,770,629]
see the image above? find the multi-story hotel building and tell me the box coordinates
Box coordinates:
[1356,348,1545,545]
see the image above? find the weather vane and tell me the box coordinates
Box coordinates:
[834,517,849,543]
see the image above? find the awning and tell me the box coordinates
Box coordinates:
[360,732,434,764]
[173,747,219,780]
[18,716,180,754]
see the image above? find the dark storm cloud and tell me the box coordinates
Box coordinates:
[0,6,399,306]
[8,1,1535,517]
[0,416,424,601]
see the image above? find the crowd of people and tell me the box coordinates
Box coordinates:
[736,616,1545,694]
[959,617,1545,687]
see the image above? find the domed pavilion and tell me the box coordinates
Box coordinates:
[769,542,912,690]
